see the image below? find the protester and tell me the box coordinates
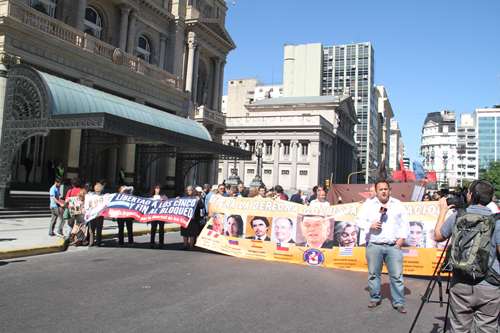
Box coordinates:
[290,189,302,204]
[48,177,65,237]
[422,193,431,201]
[149,183,167,249]
[249,188,259,197]
[355,180,410,313]
[255,186,266,198]
[274,185,287,200]
[306,186,318,205]
[117,185,134,246]
[88,183,105,247]
[229,186,243,198]
[68,189,88,246]
[179,185,204,250]
[309,190,329,208]
[434,180,500,332]
[64,177,82,234]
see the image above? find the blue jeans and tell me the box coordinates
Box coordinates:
[365,242,405,307]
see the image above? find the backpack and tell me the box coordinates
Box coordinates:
[444,208,500,286]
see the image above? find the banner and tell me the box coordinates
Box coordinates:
[84,193,198,228]
[196,196,450,276]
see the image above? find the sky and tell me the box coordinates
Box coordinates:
[221,0,500,162]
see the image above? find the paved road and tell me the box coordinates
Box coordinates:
[1,232,450,333]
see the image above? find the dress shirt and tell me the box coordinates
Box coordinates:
[355,196,410,245]
[309,199,330,208]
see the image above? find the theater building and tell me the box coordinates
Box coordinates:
[0,0,250,207]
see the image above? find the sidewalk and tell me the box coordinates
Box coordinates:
[0,216,181,260]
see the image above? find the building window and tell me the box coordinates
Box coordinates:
[230,81,234,84]
[230,169,238,174]
[30,0,57,17]
[301,144,309,155]
[264,170,272,174]
[247,91,254,94]
[137,36,152,63]
[247,169,254,174]
[266,144,272,155]
[299,170,308,176]
[84,7,102,39]
[218,168,222,173]
[281,170,290,175]
[283,143,290,155]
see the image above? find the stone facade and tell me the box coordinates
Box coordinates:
[0,0,238,202]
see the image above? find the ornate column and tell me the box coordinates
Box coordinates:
[290,139,298,190]
[272,139,280,187]
[185,37,197,95]
[192,44,201,103]
[159,33,167,70]
[75,0,87,31]
[211,57,221,110]
[218,60,226,112]
[126,10,138,54]
[118,5,130,50]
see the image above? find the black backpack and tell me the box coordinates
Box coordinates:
[443,208,500,286]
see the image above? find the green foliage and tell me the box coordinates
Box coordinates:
[481,161,500,197]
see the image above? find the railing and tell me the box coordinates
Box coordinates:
[5,1,182,90]
[195,105,226,125]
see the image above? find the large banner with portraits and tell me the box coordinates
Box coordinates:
[196,196,449,276]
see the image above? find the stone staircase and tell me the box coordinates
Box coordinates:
[0,191,52,219]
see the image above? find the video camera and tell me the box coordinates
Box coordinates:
[440,187,468,209]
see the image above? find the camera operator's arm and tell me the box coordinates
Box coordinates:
[434,197,454,242]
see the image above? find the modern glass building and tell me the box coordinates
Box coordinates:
[475,107,500,173]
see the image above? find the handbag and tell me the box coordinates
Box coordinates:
[63,207,70,219]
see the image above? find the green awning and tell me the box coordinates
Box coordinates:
[40,71,212,141]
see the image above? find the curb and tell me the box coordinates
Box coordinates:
[0,237,66,260]
[0,225,181,260]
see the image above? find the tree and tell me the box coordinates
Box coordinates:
[481,161,500,198]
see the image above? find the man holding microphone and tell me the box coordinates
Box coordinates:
[355,180,410,313]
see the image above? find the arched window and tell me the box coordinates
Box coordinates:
[29,0,57,18]
[137,36,151,63]
[83,7,102,40]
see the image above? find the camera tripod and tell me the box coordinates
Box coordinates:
[408,239,451,333]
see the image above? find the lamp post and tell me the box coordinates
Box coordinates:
[226,137,242,186]
[429,152,451,188]
[249,141,265,190]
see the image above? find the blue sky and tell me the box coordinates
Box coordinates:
[222,0,500,162]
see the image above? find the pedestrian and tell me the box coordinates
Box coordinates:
[55,162,64,179]
[149,183,167,249]
[434,180,500,332]
[64,177,82,234]
[355,180,410,313]
[179,185,204,250]
[24,153,33,183]
[118,167,125,186]
[48,177,65,237]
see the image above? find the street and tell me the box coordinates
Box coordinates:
[1,232,448,333]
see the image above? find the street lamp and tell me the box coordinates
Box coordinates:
[249,141,265,190]
[225,137,243,186]
[428,152,451,188]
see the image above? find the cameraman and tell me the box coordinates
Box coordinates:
[434,180,500,332]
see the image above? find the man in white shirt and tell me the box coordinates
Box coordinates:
[254,186,266,198]
[309,190,330,208]
[355,180,410,314]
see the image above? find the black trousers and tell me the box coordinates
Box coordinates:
[117,218,133,244]
[150,221,165,244]
[88,216,104,246]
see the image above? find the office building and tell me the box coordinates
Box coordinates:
[283,42,385,183]
[474,106,500,174]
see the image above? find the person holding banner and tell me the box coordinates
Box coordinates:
[149,183,167,249]
[88,183,105,247]
[117,185,134,246]
[179,186,204,251]
[355,180,410,313]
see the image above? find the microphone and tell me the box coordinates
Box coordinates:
[379,207,388,229]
